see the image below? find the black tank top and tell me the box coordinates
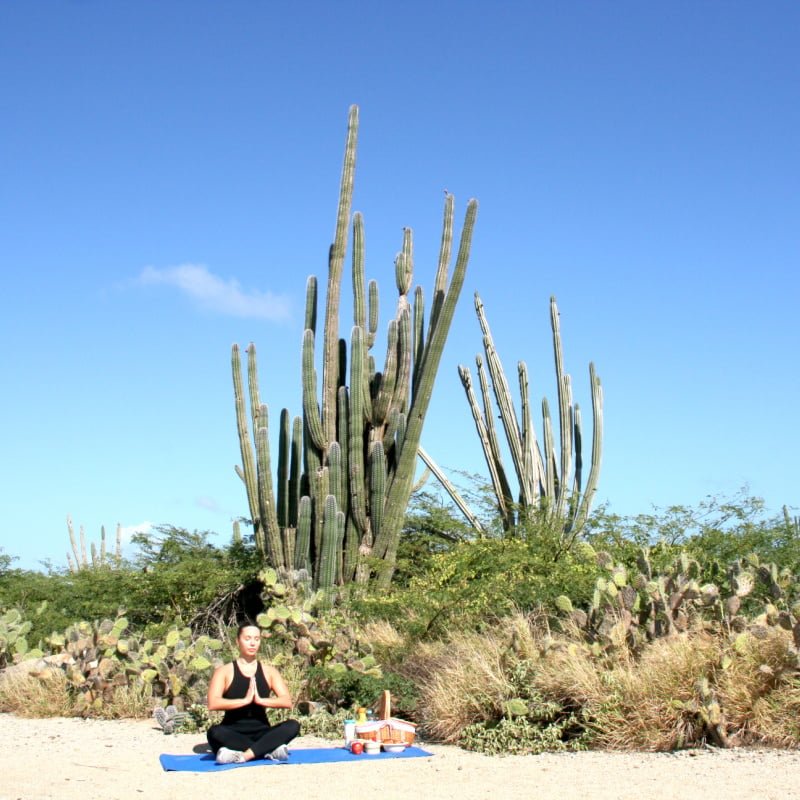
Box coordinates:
[220,660,272,726]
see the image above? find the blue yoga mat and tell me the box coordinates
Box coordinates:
[160,746,433,772]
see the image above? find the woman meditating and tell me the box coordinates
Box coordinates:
[207,622,301,764]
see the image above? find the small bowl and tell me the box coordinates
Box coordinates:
[382,742,407,753]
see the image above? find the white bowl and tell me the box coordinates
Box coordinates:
[383,743,407,753]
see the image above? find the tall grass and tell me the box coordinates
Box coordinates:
[0,670,74,717]
[0,669,153,719]
[391,611,800,750]
[395,613,545,742]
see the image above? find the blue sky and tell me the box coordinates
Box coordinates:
[1,2,798,570]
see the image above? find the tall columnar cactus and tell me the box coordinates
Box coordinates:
[66,515,123,572]
[784,505,800,537]
[233,105,477,588]
[458,295,602,539]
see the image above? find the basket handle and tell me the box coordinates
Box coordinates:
[374,689,391,720]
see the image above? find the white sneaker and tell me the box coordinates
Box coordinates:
[216,747,245,764]
[267,744,290,762]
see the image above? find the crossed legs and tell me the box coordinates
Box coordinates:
[208,719,301,761]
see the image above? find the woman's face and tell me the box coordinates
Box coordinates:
[237,626,261,658]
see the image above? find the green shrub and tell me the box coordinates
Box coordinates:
[305,664,418,716]
[460,714,589,755]
[0,526,261,642]
[355,535,597,637]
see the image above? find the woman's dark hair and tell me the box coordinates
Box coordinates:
[237,620,260,637]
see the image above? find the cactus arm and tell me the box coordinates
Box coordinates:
[550,296,573,512]
[394,412,407,456]
[427,193,453,343]
[343,518,359,583]
[412,285,425,395]
[305,275,318,333]
[232,344,260,534]
[337,337,348,390]
[328,441,345,512]
[417,445,485,535]
[99,525,106,565]
[277,409,290,529]
[396,228,414,296]
[375,197,477,580]
[366,280,379,349]
[67,515,80,569]
[542,398,556,515]
[572,363,603,533]
[554,373,574,519]
[302,414,321,495]
[79,524,87,568]
[477,297,532,507]
[255,416,282,565]
[571,403,584,504]
[294,495,312,574]
[302,330,326,451]
[475,355,515,520]
[114,523,122,561]
[335,508,346,584]
[246,343,262,433]
[518,361,538,508]
[382,407,401,456]
[390,306,412,417]
[336,385,350,508]
[372,320,399,425]
[348,327,369,535]
[369,441,387,544]
[352,212,366,329]
[322,105,358,447]
[458,364,513,530]
[288,416,302,525]
[316,494,339,591]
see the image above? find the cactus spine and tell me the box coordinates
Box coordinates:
[458,295,603,539]
[232,105,477,588]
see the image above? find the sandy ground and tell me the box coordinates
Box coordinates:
[2,714,800,800]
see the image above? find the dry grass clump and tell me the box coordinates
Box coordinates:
[92,681,154,719]
[359,620,407,666]
[716,627,800,746]
[0,669,157,720]
[747,683,800,747]
[539,631,722,750]
[396,607,800,751]
[0,670,75,718]
[533,625,800,750]
[399,612,542,742]
[360,620,405,649]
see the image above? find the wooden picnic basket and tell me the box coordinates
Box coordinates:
[354,690,416,744]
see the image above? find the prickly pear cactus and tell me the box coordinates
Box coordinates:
[0,607,45,668]
[555,547,800,660]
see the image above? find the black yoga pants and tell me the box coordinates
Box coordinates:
[207,719,301,759]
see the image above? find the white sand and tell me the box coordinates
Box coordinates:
[2,714,799,800]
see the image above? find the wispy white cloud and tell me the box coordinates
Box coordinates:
[195,496,220,512]
[138,264,291,321]
[118,521,152,545]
